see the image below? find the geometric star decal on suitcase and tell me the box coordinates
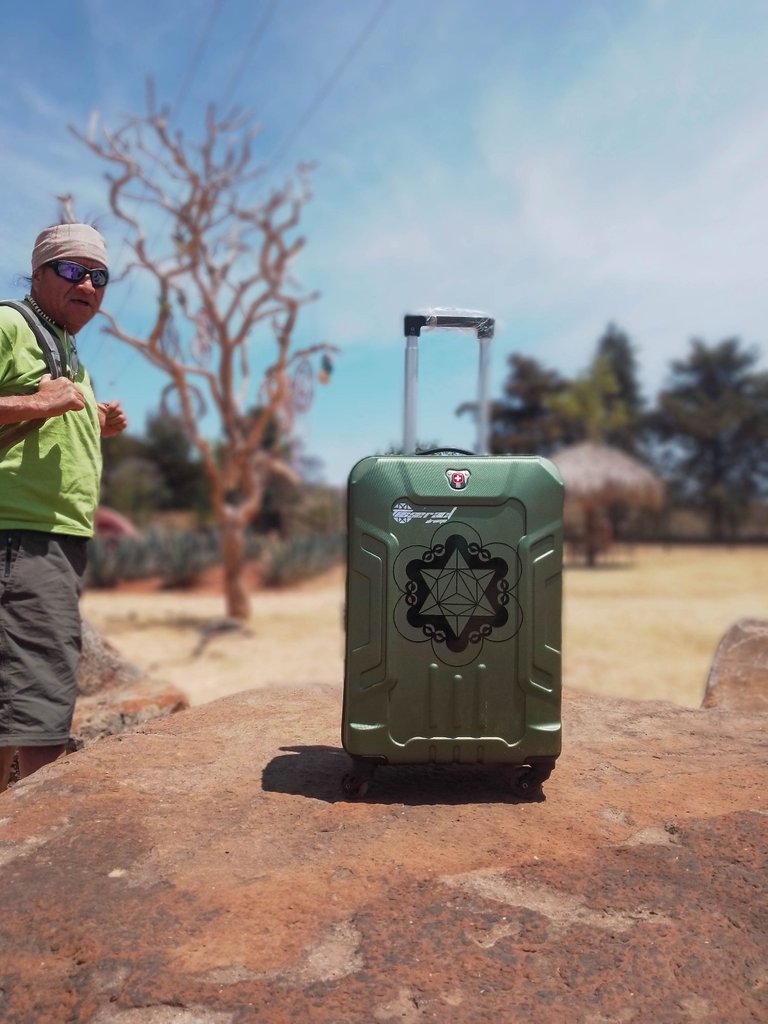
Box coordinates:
[394,526,523,665]
[417,540,500,639]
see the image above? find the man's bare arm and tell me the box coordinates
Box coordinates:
[0,373,85,425]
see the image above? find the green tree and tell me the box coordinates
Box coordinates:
[144,412,209,513]
[595,323,645,452]
[100,433,154,513]
[547,353,629,442]
[106,457,168,523]
[651,338,768,539]
[482,354,572,455]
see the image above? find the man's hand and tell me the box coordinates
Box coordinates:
[35,373,85,416]
[97,400,128,437]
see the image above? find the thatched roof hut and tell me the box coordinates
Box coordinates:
[552,441,664,508]
[551,442,664,563]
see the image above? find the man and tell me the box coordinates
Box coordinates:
[0,223,127,791]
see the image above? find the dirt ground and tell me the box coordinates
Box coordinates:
[80,544,768,709]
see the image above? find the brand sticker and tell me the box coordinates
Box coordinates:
[392,501,458,526]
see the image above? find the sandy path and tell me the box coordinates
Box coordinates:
[82,567,346,706]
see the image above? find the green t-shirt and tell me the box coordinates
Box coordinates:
[0,303,102,537]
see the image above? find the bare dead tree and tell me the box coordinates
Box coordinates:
[73,87,336,619]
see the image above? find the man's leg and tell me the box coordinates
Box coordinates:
[0,747,17,793]
[1,536,84,790]
[17,745,66,780]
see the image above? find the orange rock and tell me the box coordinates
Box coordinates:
[703,617,768,712]
[0,686,765,1022]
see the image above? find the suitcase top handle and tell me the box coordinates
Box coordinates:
[404,313,495,339]
[402,310,494,455]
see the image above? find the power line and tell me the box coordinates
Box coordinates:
[172,0,228,117]
[268,0,393,168]
[110,0,227,276]
[220,0,279,109]
[106,0,229,379]
[103,0,392,393]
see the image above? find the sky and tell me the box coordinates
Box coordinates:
[1,0,767,485]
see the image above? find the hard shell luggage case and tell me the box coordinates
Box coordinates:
[342,313,564,798]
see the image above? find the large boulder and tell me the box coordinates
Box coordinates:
[702,617,768,712]
[3,621,188,788]
[79,618,145,696]
[72,618,188,748]
[0,685,764,1023]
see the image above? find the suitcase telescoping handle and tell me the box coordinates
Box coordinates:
[403,313,495,456]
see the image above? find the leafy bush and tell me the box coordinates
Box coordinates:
[156,530,221,589]
[259,533,345,587]
[85,528,341,590]
[86,529,219,589]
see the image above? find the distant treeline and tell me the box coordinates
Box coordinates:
[99,415,341,537]
[101,324,767,543]
[465,324,768,541]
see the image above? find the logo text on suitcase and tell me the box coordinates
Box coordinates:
[446,468,470,490]
[392,500,457,526]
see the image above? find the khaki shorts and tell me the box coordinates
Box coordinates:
[0,531,87,747]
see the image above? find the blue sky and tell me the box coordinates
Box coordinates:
[2,0,767,484]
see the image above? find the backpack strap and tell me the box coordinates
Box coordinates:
[0,301,66,454]
[0,300,64,378]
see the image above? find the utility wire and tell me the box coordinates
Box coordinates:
[267,0,393,168]
[105,0,228,385]
[220,0,279,109]
[172,0,228,117]
[104,0,392,391]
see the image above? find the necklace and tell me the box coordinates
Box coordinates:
[25,294,60,329]
[24,295,79,380]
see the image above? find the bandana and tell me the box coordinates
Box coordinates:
[31,223,108,272]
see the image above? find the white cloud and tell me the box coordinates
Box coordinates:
[298,0,768,414]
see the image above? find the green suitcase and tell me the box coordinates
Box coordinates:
[342,314,564,798]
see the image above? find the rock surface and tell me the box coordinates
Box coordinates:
[4,621,189,787]
[79,620,145,697]
[0,685,765,1023]
[73,619,189,749]
[703,617,768,713]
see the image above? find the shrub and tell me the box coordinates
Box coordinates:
[260,533,345,587]
[85,528,340,590]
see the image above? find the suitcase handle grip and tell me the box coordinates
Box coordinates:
[417,447,475,457]
[404,314,495,339]
[403,311,494,454]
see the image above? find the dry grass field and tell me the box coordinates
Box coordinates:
[563,543,768,705]
[81,544,768,710]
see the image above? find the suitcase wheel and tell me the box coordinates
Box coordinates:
[506,761,555,801]
[341,760,378,799]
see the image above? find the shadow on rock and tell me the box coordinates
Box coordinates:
[262,745,546,806]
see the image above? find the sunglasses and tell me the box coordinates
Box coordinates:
[46,260,109,288]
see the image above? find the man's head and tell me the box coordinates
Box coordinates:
[30,223,109,333]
